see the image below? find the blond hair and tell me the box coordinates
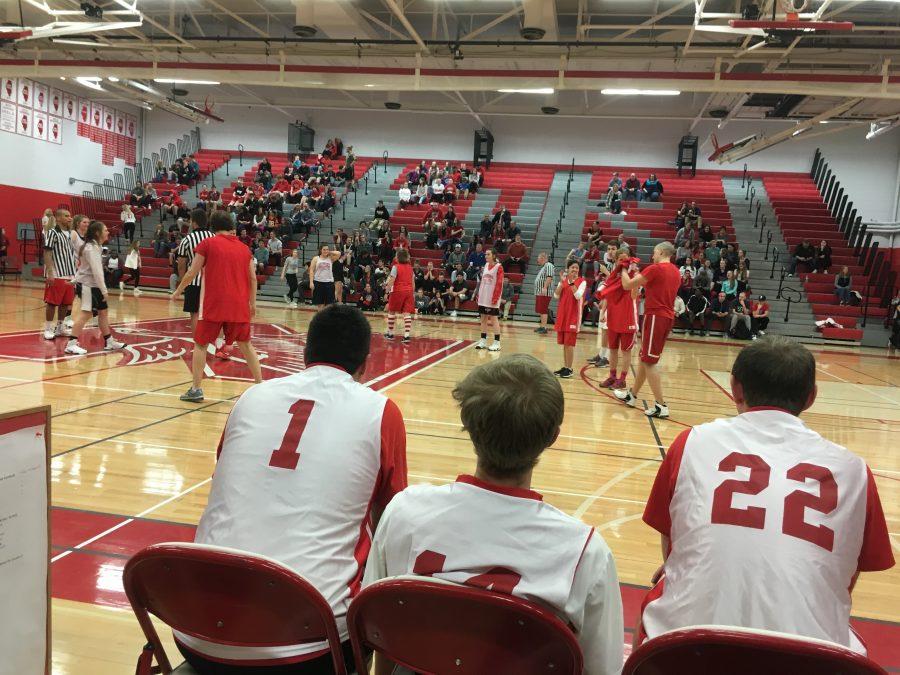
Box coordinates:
[452,354,563,479]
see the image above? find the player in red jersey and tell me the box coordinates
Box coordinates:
[598,250,640,390]
[614,242,681,418]
[384,247,415,344]
[173,211,262,402]
[552,261,586,379]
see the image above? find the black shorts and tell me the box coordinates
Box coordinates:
[478,305,500,316]
[183,285,201,314]
[312,280,335,306]
[75,283,108,312]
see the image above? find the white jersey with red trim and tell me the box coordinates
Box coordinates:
[364,475,624,675]
[641,409,894,653]
[178,364,408,664]
[476,262,504,308]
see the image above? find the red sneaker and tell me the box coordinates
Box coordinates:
[599,376,617,388]
[214,346,233,360]
[613,378,627,389]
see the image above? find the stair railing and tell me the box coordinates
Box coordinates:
[780,287,803,323]
[741,163,748,188]
[758,216,767,244]
[754,200,761,228]
[769,248,779,279]
[238,144,244,167]
[745,176,753,200]
[764,230,773,259]
[747,187,756,213]
[383,150,389,171]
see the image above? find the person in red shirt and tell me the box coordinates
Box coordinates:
[598,250,640,390]
[552,261,586,379]
[751,294,770,338]
[173,211,262,402]
[614,241,681,418]
[384,247,415,344]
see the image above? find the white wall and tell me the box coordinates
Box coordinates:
[145,105,900,222]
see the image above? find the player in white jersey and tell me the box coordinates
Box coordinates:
[365,354,623,675]
[474,248,504,351]
[639,336,894,653]
[178,305,408,674]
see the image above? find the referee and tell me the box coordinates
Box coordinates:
[176,209,214,330]
[42,209,77,340]
[533,251,555,334]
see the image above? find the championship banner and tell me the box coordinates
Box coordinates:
[48,88,63,116]
[32,110,48,141]
[62,94,76,121]
[0,101,15,133]
[1,76,15,102]
[78,98,90,125]
[48,116,62,144]
[17,78,32,107]
[33,83,48,112]
[16,106,32,135]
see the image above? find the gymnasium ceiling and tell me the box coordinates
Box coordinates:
[2,0,900,139]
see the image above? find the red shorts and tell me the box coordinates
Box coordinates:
[556,331,578,347]
[535,295,551,315]
[387,291,415,314]
[44,278,75,306]
[194,320,251,347]
[607,329,636,352]
[640,314,674,364]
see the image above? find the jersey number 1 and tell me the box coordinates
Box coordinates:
[711,452,838,552]
[268,400,315,470]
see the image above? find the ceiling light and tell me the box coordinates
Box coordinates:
[497,88,555,95]
[51,38,107,47]
[107,76,119,82]
[75,76,104,91]
[153,78,220,85]
[819,120,829,124]
[364,84,375,88]
[127,80,155,93]
[601,88,681,96]
[792,128,807,136]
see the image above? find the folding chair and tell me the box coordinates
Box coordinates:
[623,625,887,675]
[123,543,347,675]
[346,576,583,675]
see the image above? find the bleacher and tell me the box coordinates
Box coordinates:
[763,176,887,342]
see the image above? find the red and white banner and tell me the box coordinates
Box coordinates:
[102,106,114,133]
[125,114,137,139]
[17,78,32,108]
[32,111,47,140]
[48,116,62,144]
[48,88,62,116]
[78,98,90,124]
[33,83,48,112]
[0,101,15,133]
[90,101,102,128]
[1,77,15,102]
[16,106,32,135]
[62,94,76,121]
[114,111,125,136]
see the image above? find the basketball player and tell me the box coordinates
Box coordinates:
[309,244,341,310]
[475,248,504,351]
[638,337,894,652]
[41,208,75,340]
[614,241,681,418]
[176,209,214,331]
[384,247,415,344]
[173,211,262,402]
[552,261,586,378]
[364,355,623,675]
[598,250,639,389]
[179,305,407,674]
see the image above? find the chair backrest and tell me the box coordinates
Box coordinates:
[346,577,583,675]
[623,626,887,675]
[123,543,346,675]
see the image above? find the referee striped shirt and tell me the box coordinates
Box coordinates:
[534,261,555,296]
[44,227,77,278]
[176,228,214,287]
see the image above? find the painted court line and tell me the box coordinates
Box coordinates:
[573,460,658,519]
[816,366,900,406]
[53,432,217,455]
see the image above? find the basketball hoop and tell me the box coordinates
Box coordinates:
[780,0,808,21]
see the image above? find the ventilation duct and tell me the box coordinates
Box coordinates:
[293,0,316,38]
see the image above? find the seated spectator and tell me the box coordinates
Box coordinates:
[152,223,168,257]
[642,173,663,201]
[736,248,751,270]
[685,287,710,335]
[723,243,739,270]
[721,270,738,300]
[466,242,486,277]
[674,224,695,251]
[394,226,410,251]
[814,239,833,273]
[479,214,493,240]
[567,241,586,267]
[357,282,377,311]
[499,276,515,319]
[615,233,631,254]
[685,201,702,226]
[608,171,622,191]
[622,173,642,202]
[705,240,722,268]
[713,225,729,249]
[582,241,601,278]
[709,290,732,328]
[446,271,468,317]
[423,217,439,250]
[735,261,751,294]
[503,234,529,274]
[179,305,407,674]
[267,232,283,267]
[713,258,729,287]
[730,291,752,338]
[129,182,150,208]
[788,238,815,276]
[694,260,713,294]
[450,261,467,285]
[297,204,319,235]
[431,273,450,313]
[605,186,623,215]
[585,221,603,248]
[669,201,688,228]
[446,242,466,271]
[364,355,624,675]
[371,200,391,230]
[677,268,694,302]
[751,294,769,337]
[674,294,687,328]
[491,205,512,231]
[835,266,853,305]
[414,177,429,204]
[674,243,692,268]
[699,222,714,245]
[414,287,429,314]
[638,337,893,650]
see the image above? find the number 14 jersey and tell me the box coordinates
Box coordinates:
[641,408,894,653]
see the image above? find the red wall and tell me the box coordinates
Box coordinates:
[0,184,78,259]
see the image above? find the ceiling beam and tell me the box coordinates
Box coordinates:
[202,0,270,39]
[602,0,693,41]
[461,7,522,42]
[229,83,292,119]
[381,0,429,53]
[358,9,409,40]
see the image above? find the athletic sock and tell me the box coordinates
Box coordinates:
[403,315,412,337]
[103,334,111,343]
[493,334,500,342]
[55,321,63,331]
[601,347,610,358]
[45,321,53,331]
[387,315,396,335]
[481,332,487,339]
[619,371,627,380]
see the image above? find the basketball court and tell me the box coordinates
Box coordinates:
[0,282,895,672]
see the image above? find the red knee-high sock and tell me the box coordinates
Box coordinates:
[387,314,395,334]
[403,315,412,337]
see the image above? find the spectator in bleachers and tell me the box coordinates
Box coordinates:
[371,200,390,231]
[602,242,617,270]
[705,240,722,268]
[152,223,168,257]
[356,282,377,311]
[605,186,623,215]
[492,204,512,231]
[699,222,714,245]
[583,241,601,278]
[814,239,833,273]
[129,183,149,208]
[365,354,624,675]
[499,276,515,320]
[450,261,466,285]
[713,258,729,288]
[729,291,752,338]
[710,290,732,329]
[297,203,319,235]
[736,261,751,294]
[737,247,751,270]
[721,270,738,300]
[669,201,688,228]
[674,222,695,251]
[395,226,410,251]
[467,242,486,277]
[788,238,815,276]
[674,294,687,329]
[479,214,493,240]
[674,242,692,268]
[414,177,429,204]
[567,241,586,266]
[615,232,631,254]
[586,221,603,248]
[153,160,167,182]
[751,294,769,337]
[642,173,664,201]
[623,172,642,202]
[685,287,710,335]
[713,225,728,248]
[686,201,702,227]
[266,232,282,267]
[446,271,468,318]
[503,234,529,274]
[723,243,739,270]
[608,171,622,190]
[835,266,853,305]
[677,269,694,302]
[446,242,466,272]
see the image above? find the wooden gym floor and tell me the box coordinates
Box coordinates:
[0,281,897,673]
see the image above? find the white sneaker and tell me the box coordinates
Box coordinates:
[119,281,125,290]
[488,342,501,352]
[475,338,487,350]
[64,317,74,329]
[283,293,290,304]
[450,310,457,317]
[290,302,298,309]
[55,324,71,337]
[645,403,670,419]
[614,389,638,408]
[133,288,142,297]
[42,329,55,340]
[65,341,87,355]
[104,337,125,350]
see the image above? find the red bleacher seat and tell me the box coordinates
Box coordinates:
[124,543,348,675]
[623,626,885,675]
[347,577,583,675]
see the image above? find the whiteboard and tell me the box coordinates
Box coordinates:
[0,407,51,675]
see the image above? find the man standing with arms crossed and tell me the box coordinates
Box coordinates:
[614,241,681,418]
[173,211,262,402]
[42,208,76,340]
[532,251,555,335]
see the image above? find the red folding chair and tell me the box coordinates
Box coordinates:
[346,576,583,675]
[123,543,347,675]
[623,626,887,675]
